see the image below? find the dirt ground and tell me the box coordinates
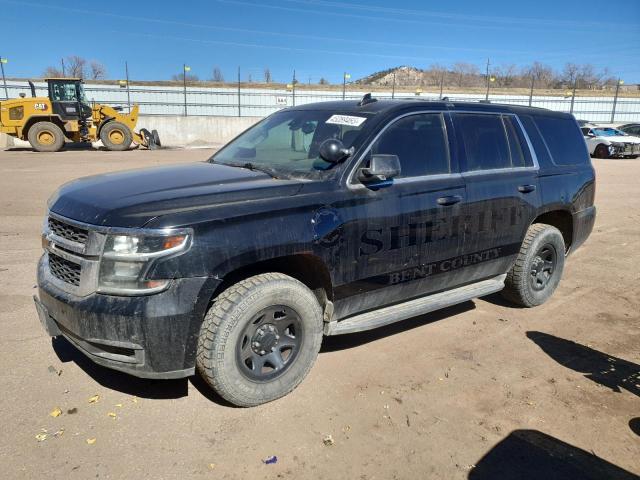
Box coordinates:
[0,146,638,479]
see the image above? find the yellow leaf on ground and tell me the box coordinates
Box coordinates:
[35,433,47,442]
[86,438,96,445]
[114,404,123,408]
[108,412,117,418]
[208,464,216,470]
[88,395,100,404]
[49,407,62,418]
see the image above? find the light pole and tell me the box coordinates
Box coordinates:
[342,72,350,100]
[391,72,396,99]
[125,61,131,113]
[484,58,493,101]
[611,79,623,123]
[0,57,8,99]
[183,64,191,116]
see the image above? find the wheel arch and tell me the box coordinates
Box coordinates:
[96,116,116,136]
[531,210,573,252]
[22,115,65,140]
[210,253,334,308]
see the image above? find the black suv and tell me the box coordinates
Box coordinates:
[35,98,596,406]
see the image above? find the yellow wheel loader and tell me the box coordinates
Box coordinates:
[0,78,160,152]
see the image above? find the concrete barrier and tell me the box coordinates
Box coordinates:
[136,115,262,148]
[1,115,263,151]
[0,132,15,149]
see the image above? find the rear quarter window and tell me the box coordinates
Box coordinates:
[531,115,590,166]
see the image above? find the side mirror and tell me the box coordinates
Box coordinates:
[359,154,401,183]
[319,138,351,163]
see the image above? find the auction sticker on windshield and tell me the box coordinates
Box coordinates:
[326,115,367,127]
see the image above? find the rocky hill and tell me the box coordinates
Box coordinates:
[356,66,426,87]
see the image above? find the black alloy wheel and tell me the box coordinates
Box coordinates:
[237,305,303,382]
[529,244,557,292]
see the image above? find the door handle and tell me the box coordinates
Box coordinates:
[518,184,537,193]
[437,195,462,206]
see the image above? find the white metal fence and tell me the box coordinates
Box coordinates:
[4,81,639,123]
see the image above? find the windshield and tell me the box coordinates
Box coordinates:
[593,128,626,137]
[211,110,371,179]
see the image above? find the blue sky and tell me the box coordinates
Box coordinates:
[1,0,639,83]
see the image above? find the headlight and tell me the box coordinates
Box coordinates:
[97,230,191,295]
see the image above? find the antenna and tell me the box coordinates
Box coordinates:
[358,93,377,106]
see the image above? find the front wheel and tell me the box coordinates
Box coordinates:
[594,144,610,159]
[196,273,324,407]
[100,121,133,151]
[501,223,565,308]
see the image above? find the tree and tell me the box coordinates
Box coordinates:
[562,62,580,86]
[451,62,480,87]
[212,66,224,82]
[493,64,518,87]
[319,77,329,85]
[523,62,556,88]
[43,66,63,78]
[89,61,106,80]
[263,67,272,83]
[171,72,199,82]
[66,56,87,78]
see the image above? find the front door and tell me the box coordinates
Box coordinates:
[331,112,468,320]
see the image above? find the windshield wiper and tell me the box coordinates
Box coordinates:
[220,161,279,179]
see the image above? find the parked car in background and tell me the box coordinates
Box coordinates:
[580,126,640,159]
[617,123,640,136]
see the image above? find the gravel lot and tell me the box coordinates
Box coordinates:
[0,147,638,479]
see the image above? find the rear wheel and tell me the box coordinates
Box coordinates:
[594,144,610,159]
[501,223,565,308]
[100,121,133,151]
[196,273,324,407]
[27,122,65,152]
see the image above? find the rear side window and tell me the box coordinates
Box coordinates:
[503,116,533,168]
[371,113,450,177]
[453,114,511,171]
[519,115,553,166]
[532,115,589,165]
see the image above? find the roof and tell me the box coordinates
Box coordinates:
[289,97,564,118]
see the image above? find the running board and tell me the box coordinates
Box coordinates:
[325,274,506,336]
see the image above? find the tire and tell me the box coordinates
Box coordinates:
[594,144,610,159]
[196,273,324,407]
[151,129,161,147]
[100,121,133,151]
[27,122,65,152]
[501,223,565,308]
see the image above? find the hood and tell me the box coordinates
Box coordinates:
[48,162,303,228]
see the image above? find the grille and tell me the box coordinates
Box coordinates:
[49,252,81,286]
[48,217,89,245]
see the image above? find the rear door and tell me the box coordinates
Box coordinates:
[451,112,541,283]
[330,112,468,320]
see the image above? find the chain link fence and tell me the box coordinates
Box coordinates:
[3,80,639,123]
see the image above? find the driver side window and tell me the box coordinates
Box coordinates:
[370,113,450,178]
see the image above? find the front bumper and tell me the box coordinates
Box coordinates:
[608,143,640,157]
[36,255,219,379]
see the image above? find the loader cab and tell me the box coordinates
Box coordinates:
[46,78,92,120]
